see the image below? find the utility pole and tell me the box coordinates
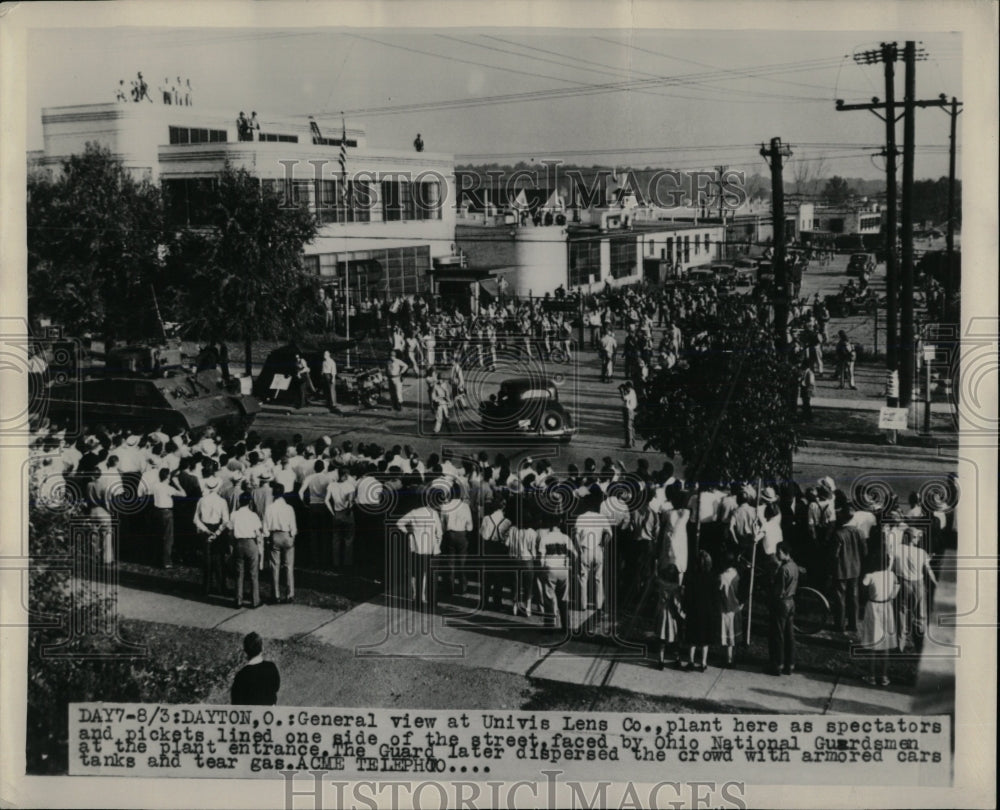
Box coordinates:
[716,164,728,260]
[882,44,899,374]
[760,138,793,348]
[899,40,917,408]
[840,42,900,373]
[943,96,962,320]
[836,42,958,406]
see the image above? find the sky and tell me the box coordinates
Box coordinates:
[26,27,962,180]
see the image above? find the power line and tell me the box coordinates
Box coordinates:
[303,51,850,118]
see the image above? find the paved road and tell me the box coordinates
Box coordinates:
[252,254,955,503]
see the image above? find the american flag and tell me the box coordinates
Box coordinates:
[338,114,348,180]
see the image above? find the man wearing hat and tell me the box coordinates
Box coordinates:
[194,476,231,596]
[251,469,274,520]
[728,486,763,557]
[830,505,867,634]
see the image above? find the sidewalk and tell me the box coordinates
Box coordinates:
[114,582,929,715]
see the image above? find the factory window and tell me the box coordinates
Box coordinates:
[259,132,299,143]
[609,239,637,279]
[568,240,601,287]
[162,177,219,227]
[168,126,227,145]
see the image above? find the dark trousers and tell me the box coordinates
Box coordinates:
[331,511,355,568]
[156,507,174,567]
[307,502,328,567]
[442,530,469,596]
[483,541,508,609]
[175,502,197,564]
[833,576,860,631]
[800,390,813,420]
[768,598,796,671]
[200,525,227,595]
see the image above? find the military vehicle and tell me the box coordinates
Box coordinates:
[39,336,259,437]
[45,368,261,436]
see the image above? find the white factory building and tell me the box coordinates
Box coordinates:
[455,191,726,297]
[30,101,458,300]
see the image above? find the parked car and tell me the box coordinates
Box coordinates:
[847,253,876,277]
[686,266,717,285]
[479,376,577,442]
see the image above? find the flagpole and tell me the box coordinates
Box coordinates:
[339,112,351,367]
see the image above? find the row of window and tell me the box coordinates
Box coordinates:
[312,136,359,147]
[302,246,432,297]
[269,179,444,223]
[567,238,639,285]
[164,177,445,227]
[258,132,299,143]
[168,126,227,145]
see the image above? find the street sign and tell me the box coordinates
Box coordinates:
[923,343,936,362]
[878,407,909,430]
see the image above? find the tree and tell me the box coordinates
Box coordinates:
[790,156,827,198]
[912,177,960,228]
[636,303,800,487]
[821,175,853,206]
[27,144,164,341]
[163,164,319,375]
[26,485,241,774]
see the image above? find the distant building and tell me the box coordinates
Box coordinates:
[456,200,725,296]
[792,200,884,241]
[31,102,458,300]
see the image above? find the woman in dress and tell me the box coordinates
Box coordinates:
[860,551,900,686]
[661,485,690,581]
[654,562,684,670]
[682,550,715,672]
[717,551,742,668]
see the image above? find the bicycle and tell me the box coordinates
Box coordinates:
[737,549,830,636]
[547,338,577,365]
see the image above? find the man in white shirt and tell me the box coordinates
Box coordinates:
[274,456,297,494]
[299,459,331,568]
[573,490,613,612]
[430,375,452,434]
[620,380,638,448]
[264,483,298,603]
[150,467,185,568]
[397,501,442,611]
[599,329,617,383]
[325,466,357,569]
[891,528,937,649]
[387,351,409,411]
[229,493,263,608]
[194,476,230,596]
[480,499,512,611]
[321,350,339,413]
[441,483,474,597]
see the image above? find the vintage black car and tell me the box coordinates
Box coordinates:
[847,253,876,278]
[478,376,577,442]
